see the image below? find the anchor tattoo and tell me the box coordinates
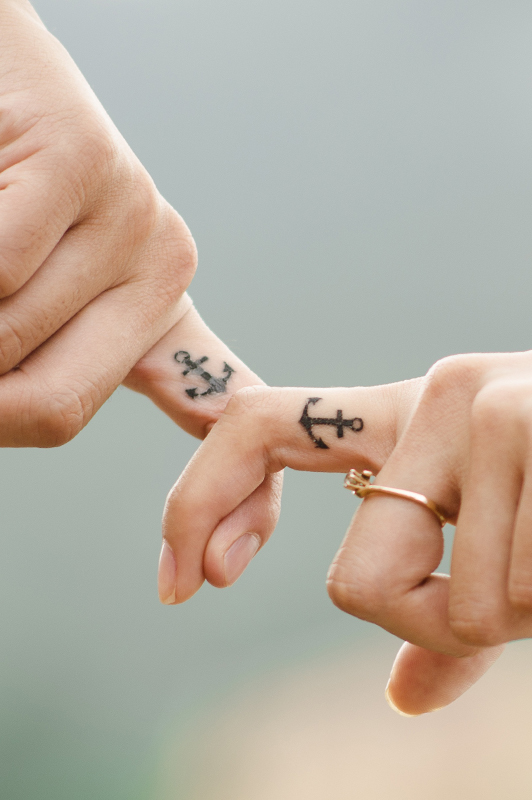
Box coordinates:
[174,350,235,399]
[299,397,363,449]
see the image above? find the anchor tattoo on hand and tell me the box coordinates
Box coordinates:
[299,397,363,449]
[174,350,235,399]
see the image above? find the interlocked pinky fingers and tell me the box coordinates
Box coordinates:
[160,383,402,603]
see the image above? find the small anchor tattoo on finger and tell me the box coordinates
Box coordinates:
[299,397,363,449]
[174,350,235,399]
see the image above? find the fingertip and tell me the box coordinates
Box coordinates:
[203,474,281,588]
[157,538,205,605]
[158,540,177,605]
[386,641,504,715]
[204,530,262,588]
[223,532,261,587]
[384,683,419,717]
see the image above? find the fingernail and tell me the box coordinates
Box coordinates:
[223,533,261,586]
[384,681,416,717]
[158,540,177,604]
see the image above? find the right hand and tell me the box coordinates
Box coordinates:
[0,0,196,446]
[160,351,532,714]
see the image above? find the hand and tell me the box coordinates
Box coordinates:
[0,3,283,617]
[123,301,284,592]
[160,351,532,714]
[0,1,196,445]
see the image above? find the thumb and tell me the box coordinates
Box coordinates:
[385,641,505,716]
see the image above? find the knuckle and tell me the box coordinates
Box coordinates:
[508,575,532,611]
[449,601,505,647]
[95,162,161,255]
[471,379,532,435]
[326,561,388,621]
[96,150,199,307]
[69,124,121,201]
[226,385,272,416]
[224,387,291,435]
[222,387,290,468]
[0,319,25,373]
[150,205,198,299]
[35,388,88,448]
[424,354,480,400]
[0,256,27,299]
[222,387,272,432]
[89,128,120,177]
[123,173,161,246]
[126,203,198,309]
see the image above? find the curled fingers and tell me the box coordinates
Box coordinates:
[159,382,407,604]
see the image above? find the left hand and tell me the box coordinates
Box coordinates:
[158,352,532,714]
[123,300,284,598]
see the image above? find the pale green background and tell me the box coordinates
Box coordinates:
[2,0,532,797]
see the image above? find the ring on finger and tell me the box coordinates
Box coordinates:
[344,469,448,527]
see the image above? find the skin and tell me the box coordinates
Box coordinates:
[156,351,532,715]
[0,2,283,558]
[0,0,200,445]
[3,0,521,718]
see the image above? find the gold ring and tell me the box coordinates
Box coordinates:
[344,469,448,527]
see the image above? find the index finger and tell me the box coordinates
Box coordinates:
[160,383,413,604]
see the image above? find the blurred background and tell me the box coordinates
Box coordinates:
[2,0,532,796]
